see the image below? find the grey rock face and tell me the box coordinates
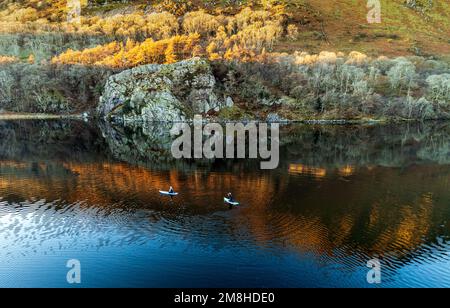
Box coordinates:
[98,58,222,122]
[226,96,234,108]
[266,113,288,123]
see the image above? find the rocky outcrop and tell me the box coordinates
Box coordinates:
[98,58,222,122]
[266,113,288,123]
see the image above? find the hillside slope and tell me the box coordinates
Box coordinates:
[280,0,450,57]
[0,0,449,58]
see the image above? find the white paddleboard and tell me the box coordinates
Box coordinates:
[224,197,239,206]
[160,191,179,196]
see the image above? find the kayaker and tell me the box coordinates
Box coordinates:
[169,186,175,194]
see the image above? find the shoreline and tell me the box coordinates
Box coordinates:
[0,113,85,120]
[0,113,433,125]
[111,117,410,125]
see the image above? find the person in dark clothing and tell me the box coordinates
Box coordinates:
[227,192,234,202]
[169,186,175,194]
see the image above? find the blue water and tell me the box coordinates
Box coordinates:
[0,120,450,287]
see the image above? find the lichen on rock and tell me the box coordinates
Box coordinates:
[98,57,222,122]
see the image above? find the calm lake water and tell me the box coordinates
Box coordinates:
[1,120,450,287]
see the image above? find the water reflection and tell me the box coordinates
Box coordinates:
[0,120,450,287]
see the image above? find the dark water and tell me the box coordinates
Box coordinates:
[1,120,450,288]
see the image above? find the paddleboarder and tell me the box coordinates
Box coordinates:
[227,192,234,202]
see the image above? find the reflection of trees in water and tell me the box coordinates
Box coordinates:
[99,120,450,170]
[0,119,108,162]
[255,165,450,276]
[280,122,450,168]
[2,160,449,275]
[1,120,450,274]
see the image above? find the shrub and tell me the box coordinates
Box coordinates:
[2,7,39,23]
[405,97,436,119]
[387,58,416,92]
[294,51,340,65]
[426,74,450,103]
[182,10,221,37]
[345,51,369,66]
[0,70,14,103]
[51,42,122,65]
[144,12,179,40]
[34,88,69,113]
[159,0,194,16]
[234,8,273,31]
[234,20,283,52]
[0,55,18,64]
[287,24,299,41]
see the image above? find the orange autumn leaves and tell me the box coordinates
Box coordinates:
[0,55,19,64]
[51,34,202,68]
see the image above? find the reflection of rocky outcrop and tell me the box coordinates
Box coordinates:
[98,58,222,122]
[98,120,180,167]
[98,120,266,170]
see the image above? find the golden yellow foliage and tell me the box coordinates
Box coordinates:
[182,10,221,37]
[51,34,202,68]
[287,24,299,41]
[51,42,122,65]
[0,55,19,64]
[85,12,179,40]
[0,6,39,23]
[12,4,298,66]
[159,0,193,16]
[28,54,35,64]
